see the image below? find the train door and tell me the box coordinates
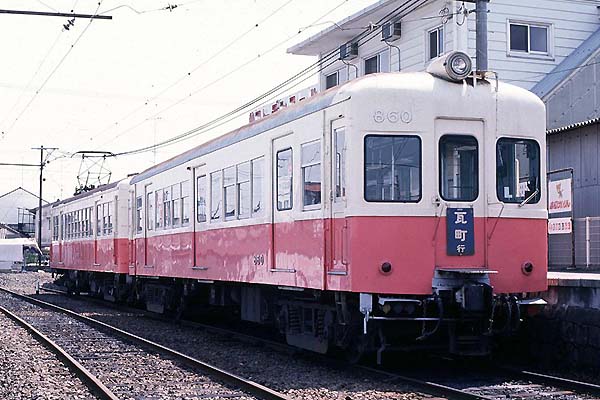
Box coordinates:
[58,211,64,264]
[433,119,487,268]
[93,201,100,267]
[192,165,207,270]
[134,187,146,269]
[328,124,348,275]
[142,184,152,268]
[271,134,296,273]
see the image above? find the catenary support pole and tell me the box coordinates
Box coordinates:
[475,0,488,73]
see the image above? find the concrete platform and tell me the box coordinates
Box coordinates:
[548,271,600,288]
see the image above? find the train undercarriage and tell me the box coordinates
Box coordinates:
[54,268,524,363]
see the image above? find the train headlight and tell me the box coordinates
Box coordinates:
[426,51,473,82]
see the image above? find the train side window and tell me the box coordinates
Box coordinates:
[237,162,251,219]
[155,189,163,229]
[365,135,421,202]
[107,202,113,235]
[211,172,222,221]
[224,166,236,220]
[197,175,207,223]
[135,197,143,233]
[496,138,540,204]
[163,188,172,228]
[97,205,102,236]
[301,140,321,208]
[181,181,190,226]
[251,157,264,216]
[102,203,108,235]
[335,129,346,200]
[277,148,293,211]
[440,135,478,201]
[147,191,154,231]
[172,184,181,227]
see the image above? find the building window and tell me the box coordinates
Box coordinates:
[252,157,264,216]
[509,22,549,55]
[365,54,379,75]
[440,135,478,202]
[211,172,222,221]
[237,162,251,219]
[301,141,321,207]
[365,135,421,202]
[325,71,338,89]
[428,26,444,60]
[196,175,207,223]
[277,148,293,211]
[496,138,540,204]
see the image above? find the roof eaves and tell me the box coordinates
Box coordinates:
[287,0,394,55]
[532,27,600,100]
[546,117,600,136]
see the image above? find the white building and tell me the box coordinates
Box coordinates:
[288,0,600,93]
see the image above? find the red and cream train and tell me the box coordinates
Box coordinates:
[49,52,547,359]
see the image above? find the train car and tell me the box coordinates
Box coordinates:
[52,52,547,360]
[49,181,130,300]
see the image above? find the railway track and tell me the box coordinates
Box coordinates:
[0,287,290,400]
[9,284,600,400]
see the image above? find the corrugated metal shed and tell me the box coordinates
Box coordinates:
[532,27,600,130]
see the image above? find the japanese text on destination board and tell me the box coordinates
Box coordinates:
[447,208,474,256]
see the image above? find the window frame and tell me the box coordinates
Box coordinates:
[325,70,339,90]
[301,140,322,210]
[427,25,444,61]
[495,137,541,204]
[251,157,264,217]
[363,134,423,203]
[196,175,207,223]
[210,171,223,221]
[438,134,479,202]
[276,147,294,211]
[507,20,552,58]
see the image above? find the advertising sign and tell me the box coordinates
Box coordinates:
[548,178,572,214]
[447,208,474,256]
[548,217,572,235]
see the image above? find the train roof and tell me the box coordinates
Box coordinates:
[50,180,124,208]
[130,71,543,185]
[130,85,350,184]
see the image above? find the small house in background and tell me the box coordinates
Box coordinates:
[0,238,41,272]
[0,187,47,237]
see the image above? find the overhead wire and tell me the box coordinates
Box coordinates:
[1,1,105,138]
[1,0,81,138]
[92,0,406,154]
[83,0,298,151]
[114,0,427,156]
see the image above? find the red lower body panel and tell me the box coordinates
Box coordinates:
[127,216,546,296]
[50,238,129,274]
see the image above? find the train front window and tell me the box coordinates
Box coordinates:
[440,135,478,201]
[364,135,421,202]
[496,138,540,204]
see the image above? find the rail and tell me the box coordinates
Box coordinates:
[0,287,291,400]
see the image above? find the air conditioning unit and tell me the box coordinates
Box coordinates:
[339,42,358,60]
[382,21,401,41]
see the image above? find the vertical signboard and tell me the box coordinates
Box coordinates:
[548,178,572,214]
[447,208,474,256]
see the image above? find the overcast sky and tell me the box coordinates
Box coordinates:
[0,0,378,202]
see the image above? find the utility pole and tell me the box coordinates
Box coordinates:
[475,0,489,73]
[31,146,58,267]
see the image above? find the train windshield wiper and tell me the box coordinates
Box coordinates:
[518,189,539,208]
